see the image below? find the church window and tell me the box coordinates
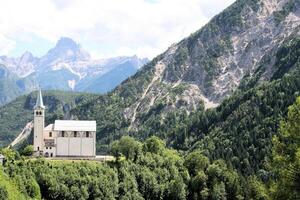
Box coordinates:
[74,131,77,137]
[49,147,52,150]
[86,132,90,137]
[62,131,65,137]
[49,132,52,137]
[37,147,39,151]
[36,111,39,115]
[39,111,42,115]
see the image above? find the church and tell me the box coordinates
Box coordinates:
[33,90,96,157]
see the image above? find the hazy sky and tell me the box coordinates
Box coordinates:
[0,0,235,59]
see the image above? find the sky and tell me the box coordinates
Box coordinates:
[0,0,235,59]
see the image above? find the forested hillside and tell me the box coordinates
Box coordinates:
[71,0,300,152]
[0,136,276,200]
[1,96,300,200]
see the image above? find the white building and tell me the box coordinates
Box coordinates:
[33,90,96,157]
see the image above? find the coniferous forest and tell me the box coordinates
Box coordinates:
[0,95,300,199]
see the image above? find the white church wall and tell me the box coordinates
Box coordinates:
[43,147,56,157]
[69,138,81,156]
[56,138,69,156]
[81,138,95,156]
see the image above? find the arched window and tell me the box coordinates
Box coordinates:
[39,111,42,115]
[36,111,39,115]
[62,131,65,137]
[49,132,52,137]
[74,131,77,138]
[86,132,90,138]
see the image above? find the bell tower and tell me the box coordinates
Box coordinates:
[33,89,45,154]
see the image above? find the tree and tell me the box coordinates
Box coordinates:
[184,151,209,176]
[271,96,300,200]
[211,182,226,200]
[0,185,8,200]
[110,136,141,161]
[143,136,165,154]
[247,176,270,200]
[21,145,34,156]
[167,177,187,200]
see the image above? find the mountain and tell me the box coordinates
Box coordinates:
[0,37,148,106]
[0,64,23,104]
[68,0,300,152]
[0,0,298,154]
[0,0,300,199]
[2,0,298,151]
[76,56,149,93]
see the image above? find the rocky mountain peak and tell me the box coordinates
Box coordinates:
[20,51,35,63]
[55,37,80,51]
[40,37,91,65]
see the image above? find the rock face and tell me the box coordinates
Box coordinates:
[157,0,300,106]
[71,0,300,135]
[126,0,300,121]
[0,37,148,106]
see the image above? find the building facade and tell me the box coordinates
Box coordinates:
[33,90,96,157]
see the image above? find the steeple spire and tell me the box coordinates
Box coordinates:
[34,89,45,109]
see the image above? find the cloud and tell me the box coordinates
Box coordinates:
[0,0,235,59]
[0,35,16,55]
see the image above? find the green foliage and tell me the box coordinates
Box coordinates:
[111,136,141,160]
[0,167,27,200]
[184,151,209,176]
[247,176,270,200]
[271,97,300,200]
[272,36,300,80]
[143,136,166,154]
[1,136,267,200]
[21,145,34,156]
[0,185,8,200]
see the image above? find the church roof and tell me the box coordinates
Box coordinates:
[34,89,45,109]
[54,120,96,132]
[44,124,54,131]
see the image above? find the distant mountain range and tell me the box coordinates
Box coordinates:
[0,37,148,105]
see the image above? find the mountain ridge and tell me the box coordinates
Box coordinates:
[68,0,299,151]
[0,37,148,106]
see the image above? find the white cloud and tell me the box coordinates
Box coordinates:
[0,35,16,55]
[0,0,235,59]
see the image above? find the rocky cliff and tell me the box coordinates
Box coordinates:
[70,0,300,150]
